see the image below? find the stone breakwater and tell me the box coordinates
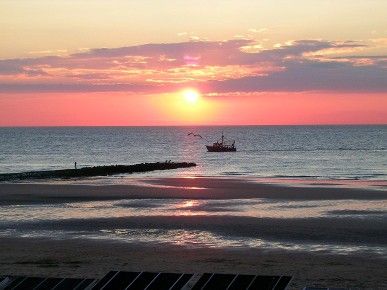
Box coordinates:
[0,162,196,181]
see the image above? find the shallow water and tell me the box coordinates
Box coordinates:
[0,198,386,222]
[0,197,385,257]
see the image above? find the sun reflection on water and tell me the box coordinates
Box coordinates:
[177,200,200,208]
[0,198,386,223]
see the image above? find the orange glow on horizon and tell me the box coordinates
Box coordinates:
[155,90,216,125]
[0,91,386,126]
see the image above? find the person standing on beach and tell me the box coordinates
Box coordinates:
[74,162,77,169]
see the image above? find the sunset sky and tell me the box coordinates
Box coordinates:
[0,0,386,126]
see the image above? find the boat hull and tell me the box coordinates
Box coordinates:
[206,145,236,152]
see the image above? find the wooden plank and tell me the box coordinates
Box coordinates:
[202,274,237,290]
[4,277,27,290]
[273,276,292,290]
[191,273,213,290]
[170,274,193,290]
[34,278,63,290]
[92,271,118,289]
[53,278,84,290]
[181,274,202,290]
[145,273,182,290]
[227,274,256,290]
[0,271,292,290]
[102,272,140,290]
[126,272,158,290]
[74,278,98,290]
[13,277,45,290]
[248,275,280,290]
[0,276,13,289]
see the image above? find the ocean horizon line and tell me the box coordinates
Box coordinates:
[1,123,386,128]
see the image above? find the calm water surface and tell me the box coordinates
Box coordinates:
[0,125,386,180]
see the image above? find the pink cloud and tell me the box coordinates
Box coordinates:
[0,39,385,94]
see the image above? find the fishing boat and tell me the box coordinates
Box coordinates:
[206,132,236,152]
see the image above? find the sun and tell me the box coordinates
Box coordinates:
[182,89,200,104]
[161,88,213,123]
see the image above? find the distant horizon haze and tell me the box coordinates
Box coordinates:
[1,123,387,128]
[0,92,386,126]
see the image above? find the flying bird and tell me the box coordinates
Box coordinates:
[187,132,203,139]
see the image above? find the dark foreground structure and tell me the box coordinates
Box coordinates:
[0,271,292,290]
[0,162,196,182]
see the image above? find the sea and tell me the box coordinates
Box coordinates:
[0,125,386,180]
[0,126,386,257]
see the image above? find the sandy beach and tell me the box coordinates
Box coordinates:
[1,236,386,289]
[0,178,386,289]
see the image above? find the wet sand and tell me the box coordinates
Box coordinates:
[0,177,386,205]
[0,177,386,289]
[5,215,386,247]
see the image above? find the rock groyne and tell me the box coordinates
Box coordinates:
[0,162,196,181]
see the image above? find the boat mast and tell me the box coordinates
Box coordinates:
[222,131,224,144]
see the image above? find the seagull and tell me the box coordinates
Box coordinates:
[187,132,203,139]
